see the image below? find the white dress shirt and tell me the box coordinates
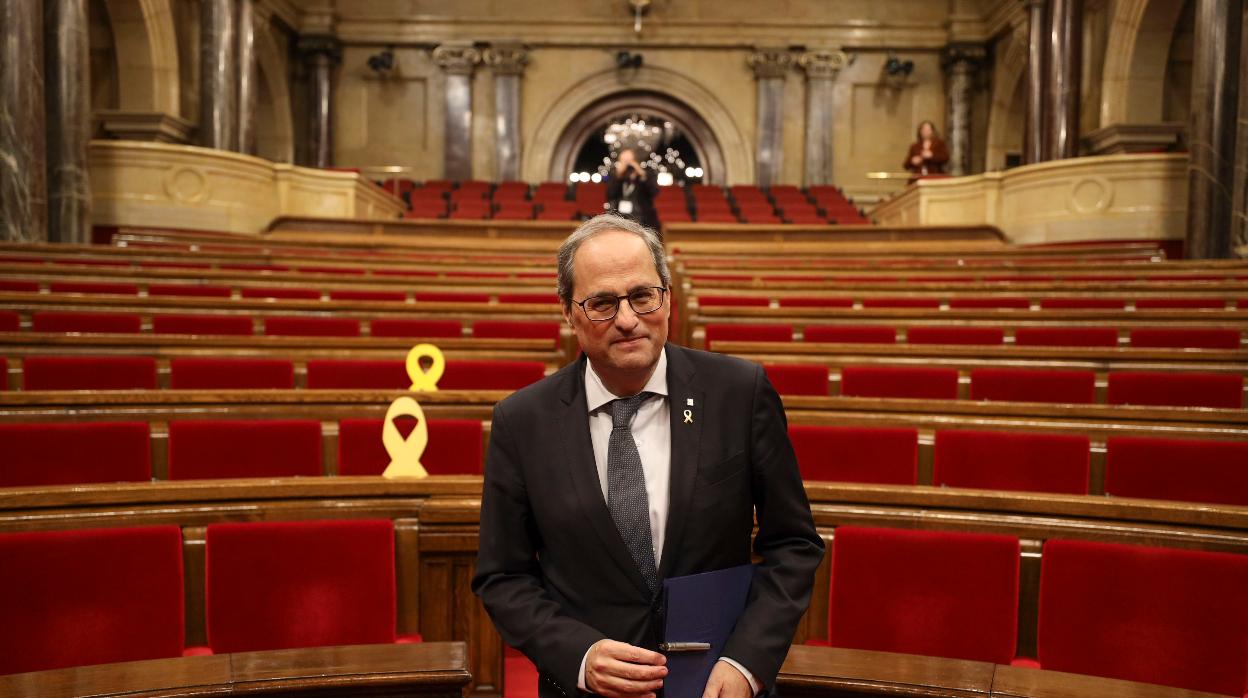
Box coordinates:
[576,349,761,695]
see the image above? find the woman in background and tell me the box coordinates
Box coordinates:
[904,120,949,180]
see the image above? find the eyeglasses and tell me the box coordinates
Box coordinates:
[573,286,667,322]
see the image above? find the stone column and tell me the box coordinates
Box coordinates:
[199,0,237,151]
[748,48,792,187]
[235,0,257,155]
[485,44,528,182]
[1187,0,1242,259]
[434,43,481,181]
[798,49,847,187]
[44,0,90,244]
[1045,0,1082,160]
[943,44,985,177]
[1232,3,1248,255]
[299,35,340,169]
[1023,0,1048,164]
[0,0,46,242]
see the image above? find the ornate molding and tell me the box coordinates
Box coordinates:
[94,110,195,144]
[484,44,529,76]
[798,49,849,80]
[433,43,483,76]
[747,48,793,79]
[297,34,341,63]
[942,43,987,73]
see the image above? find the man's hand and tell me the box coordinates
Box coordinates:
[585,639,667,698]
[702,661,753,698]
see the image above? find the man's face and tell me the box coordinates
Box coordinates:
[618,150,636,166]
[563,231,670,383]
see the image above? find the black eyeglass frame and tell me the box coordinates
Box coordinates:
[572,286,669,322]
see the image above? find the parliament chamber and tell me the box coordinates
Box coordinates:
[3,0,1248,697]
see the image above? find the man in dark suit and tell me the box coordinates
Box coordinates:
[472,214,823,698]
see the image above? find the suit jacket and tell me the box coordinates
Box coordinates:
[903,138,950,174]
[472,344,824,697]
[606,171,661,233]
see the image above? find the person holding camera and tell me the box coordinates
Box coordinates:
[607,148,661,233]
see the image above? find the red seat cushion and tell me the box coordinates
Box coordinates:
[1135,298,1228,309]
[1040,298,1125,309]
[787,426,917,484]
[1013,327,1119,347]
[473,320,561,347]
[947,297,1031,309]
[1107,371,1242,409]
[1128,327,1241,350]
[205,519,396,653]
[148,284,232,298]
[32,311,142,334]
[338,419,484,475]
[370,318,463,338]
[152,314,254,336]
[0,280,39,292]
[1037,539,1248,695]
[497,293,559,304]
[415,292,491,303]
[240,287,321,300]
[0,525,184,674]
[777,297,854,308]
[170,358,294,390]
[907,327,1005,345]
[698,295,770,307]
[860,297,940,309]
[1104,436,1248,506]
[48,281,138,295]
[704,324,792,349]
[329,289,407,302]
[840,366,959,400]
[828,527,1019,664]
[441,360,546,390]
[969,368,1095,404]
[306,359,407,390]
[264,316,360,337]
[23,356,157,390]
[933,430,1089,495]
[763,364,828,396]
[804,325,896,344]
[167,420,322,479]
[0,422,151,486]
[0,311,18,331]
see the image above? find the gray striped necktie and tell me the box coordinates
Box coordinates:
[607,391,660,593]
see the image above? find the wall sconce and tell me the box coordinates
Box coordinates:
[367,48,396,75]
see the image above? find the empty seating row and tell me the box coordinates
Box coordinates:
[1,278,560,299]
[694,293,1248,309]
[704,322,1246,348]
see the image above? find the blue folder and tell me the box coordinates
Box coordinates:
[660,563,755,698]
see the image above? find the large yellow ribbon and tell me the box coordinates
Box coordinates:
[381,396,430,478]
[405,343,446,392]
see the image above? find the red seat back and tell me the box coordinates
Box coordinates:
[0,526,184,674]
[23,356,157,390]
[0,311,18,331]
[338,419,484,475]
[328,289,407,302]
[1128,327,1241,349]
[1013,326,1118,347]
[804,325,896,344]
[704,324,792,349]
[415,292,491,303]
[840,366,959,400]
[933,430,1089,495]
[152,314,254,336]
[32,311,142,334]
[828,527,1019,664]
[1104,436,1248,506]
[1037,539,1248,695]
[306,359,407,389]
[264,316,360,337]
[969,368,1095,404]
[0,422,151,486]
[440,360,546,390]
[473,320,561,347]
[763,364,829,396]
[205,519,396,653]
[497,293,559,304]
[698,295,770,307]
[48,281,138,295]
[1040,298,1125,309]
[170,358,294,390]
[1135,298,1228,309]
[370,318,462,338]
[787,426,917,484]
[148,284,232,298]
[777,297,854,308]
[1107,371,1242,409]
[167,420,322,479]
[0,280,39,292]
[240,287,321,300]
[861,297,941,309]
[907,327,1005,345]
[947,297,1030,309]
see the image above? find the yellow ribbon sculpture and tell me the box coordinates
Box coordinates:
[381,344,445,478]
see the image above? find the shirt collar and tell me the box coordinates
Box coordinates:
[585,347,668,413]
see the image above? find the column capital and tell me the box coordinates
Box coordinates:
[297,34,341,63]
[434,42,483,76]
[798,49,849,80]
[748,48,793,79]
[484,44,529,76]
[1022,0,1047,9]
[942,43,986,73]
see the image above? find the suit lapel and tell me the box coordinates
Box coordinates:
[558,356,656,598]
[659,344,702,580]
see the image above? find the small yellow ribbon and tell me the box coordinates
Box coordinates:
[683,409,693,424]
[405,343,445,392]
[381,396,430,478]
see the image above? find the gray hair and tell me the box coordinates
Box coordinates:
[556,213,671,308]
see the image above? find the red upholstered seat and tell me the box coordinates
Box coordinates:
[32,311,142,334]
[498,293,559,304]
[338,419,484,475]
[23,356,157,390]
[824,527,1019,664]
[762,364,829,396]
[370,318,462,339]
[167,420,322,479]
[48,281,138,295]
[840,366,959,400]
[0,280,39,292]
[415,292,491,303]
[240,287,321,300]
[0,422,151,486]
[906,327,1005,345]
[220,263,288,272]
[947,297,1031,309]
[170,358,294,390]
[0,525,184,675]
[933,430,1089,495]
[264,316,360,337]
[1128,327,1241,349]
[204,519,402,653]
[306,359,407,389]
[0,357,6,389]
[1107,371,1242,409]
[804,325,896,344]
[787,426,917,484]
[473,320,561,347]
[0,311,18,331]
[328,289,407,302]
[704,324,792,349]
[152,314,254,336]
[297,266,365,276]
[969,368,1095,404]
[1036,539,1248,695]
[1134,298,1228,309]
[777,297,854,308]
[698,295,770,307]
[1105,436,1248,506]
[441,360,546,390]
[1039,298,1125,309]
[861,297,941,309]
[1013,326,1119,347]
[147,284,232,298]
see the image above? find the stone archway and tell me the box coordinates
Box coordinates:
[985,25,1029,170]
[1099,0,1187,125]
[524,65,753,185]
[102,0,180,115]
